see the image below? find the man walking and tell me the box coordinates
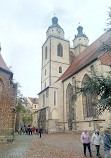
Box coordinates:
[39,126,43,138]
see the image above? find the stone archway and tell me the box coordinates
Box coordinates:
[66,83,74,130]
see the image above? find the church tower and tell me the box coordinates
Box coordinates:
[73,25,89,56]
[41,16,70,90]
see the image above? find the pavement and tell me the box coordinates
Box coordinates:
[0,133,104,158]
[0,134,34,158]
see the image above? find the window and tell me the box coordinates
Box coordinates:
[43,94,45,107]
[90,65,95,72]
[35,105,36,108]
[45,69,46,75]
[45,82,46,88]
[45,46,48,59]
[59,66,62,73]
[82,74,96,118]
[46,90,49,97]
[54,91,56,105]
[57,43,63,57]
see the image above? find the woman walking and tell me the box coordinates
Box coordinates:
[91,129,101,158]
[81,129,92,157]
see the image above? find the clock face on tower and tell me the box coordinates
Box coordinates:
[57,28,62,33]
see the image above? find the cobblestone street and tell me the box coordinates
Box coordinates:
[0,133,104,158]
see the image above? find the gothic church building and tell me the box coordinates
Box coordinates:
[38,16,111,133]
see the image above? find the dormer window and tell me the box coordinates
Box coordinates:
[57,43,63,57]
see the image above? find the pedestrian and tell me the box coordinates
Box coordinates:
[36,128,39,135]
[27,125,32,135]
[39,126,43,138]
[103,128,111,158]
[81,129,92,157]
[31,126,36,134]
[91,129,102,158]
[19,127,23,135]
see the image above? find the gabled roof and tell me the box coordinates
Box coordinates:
[99,51,111,66]
[28,97,38,104]
[58,31,111,82]
[0,53,12,73]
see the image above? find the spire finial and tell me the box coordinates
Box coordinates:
[54,12,56,16]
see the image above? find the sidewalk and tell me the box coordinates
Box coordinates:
[0,133,104,158]
[0,134,34,158]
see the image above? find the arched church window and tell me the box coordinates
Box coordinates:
[82,74,96,118]
[57,43,63,57]
[45,46,48,59]
[59,66,62,73]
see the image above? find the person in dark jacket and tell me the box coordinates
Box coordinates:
[39,126,43,138]
[103,128,111,158]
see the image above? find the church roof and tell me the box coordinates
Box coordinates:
[99,51,111,66]
[0,53,12,73]
[58,31,111,82]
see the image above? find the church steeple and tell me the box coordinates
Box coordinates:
[75,25,88,39]
[73,25,89,56]
[46,16,64,39]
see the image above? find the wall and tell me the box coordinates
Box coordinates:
[0,70,16,142]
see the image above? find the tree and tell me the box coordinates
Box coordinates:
[21,109,33,126]
[15,83,33,130]
[15,99,33,127]
[105,7,111,31]
[74,71,111,114]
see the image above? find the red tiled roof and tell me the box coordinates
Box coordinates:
[58,31,111,81]
[28,97,38,104]
[0,53,11,72]
[99,51,111,66]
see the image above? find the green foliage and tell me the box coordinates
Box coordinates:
[22,112,33,126]
[105,7,111,31]
[74,71,111,114]
[101,43,111,52]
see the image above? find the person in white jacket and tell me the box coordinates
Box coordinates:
[91,129,102,158]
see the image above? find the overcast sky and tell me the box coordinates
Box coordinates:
[0,0,110,98]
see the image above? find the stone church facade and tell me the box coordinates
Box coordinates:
[0,47,16,142]
[38,16,111,133]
